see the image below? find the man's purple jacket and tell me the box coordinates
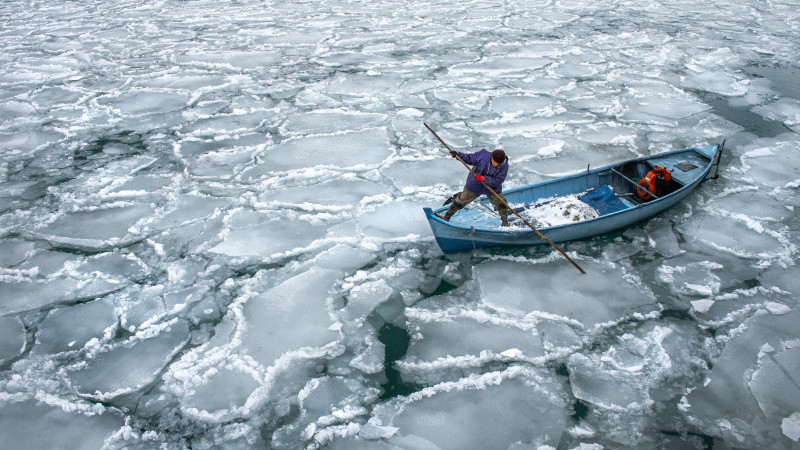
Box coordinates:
[455,149,508,196]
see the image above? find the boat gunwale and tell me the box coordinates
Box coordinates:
[426,145,718,236]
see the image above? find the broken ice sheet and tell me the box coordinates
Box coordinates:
[258,128,392,172]
[0,400,124,450]
[0,238,35,267]
[272,376,380,448]
[239,269,343,368]
[334,367,569,449]
[476,258,658,328]
[209,210,327,258]
[258,178,382,208]
[397,308,546,384]
[677,213,787,262]
[32,297,117,355]
[356,200,432,240]
[749,346,800,426]
[0,315,25,363]
[33,204,155,251]
[682,309,800,448]
[738,141,800,190]
[0,276,122,316]
[68,320,190,401]
[569,320,706,412]
[181,368,261,416]
[655,260,722,300]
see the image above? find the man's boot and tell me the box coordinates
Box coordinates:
[443,202,459,221]
[500,209,510,227]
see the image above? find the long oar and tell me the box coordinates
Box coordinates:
[424,123,586,274]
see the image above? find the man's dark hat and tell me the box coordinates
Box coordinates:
[491,149,506,164]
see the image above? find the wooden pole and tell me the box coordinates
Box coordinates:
[424,123,586,274]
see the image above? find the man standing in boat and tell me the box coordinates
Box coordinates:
[443,148,510,226]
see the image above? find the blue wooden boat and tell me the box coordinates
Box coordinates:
[423,143,724,254]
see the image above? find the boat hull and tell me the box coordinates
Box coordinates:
[424,144,722,254]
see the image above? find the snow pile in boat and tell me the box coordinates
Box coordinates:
[509,194,599,229]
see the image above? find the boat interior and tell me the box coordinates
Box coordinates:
[437,149,713,229]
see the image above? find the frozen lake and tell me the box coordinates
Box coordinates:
[1,0,799,448]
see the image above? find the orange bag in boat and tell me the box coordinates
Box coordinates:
[636,165,671,201]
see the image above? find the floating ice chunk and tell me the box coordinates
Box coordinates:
[678,214,785,261]
[35,204,155,251]
[77,252,151,282]
[357,200,431,239]
[569,321,706,445]
[450,57,552,77]
[240,269,342,367]
[759,263,800,298]
[749,345,800,422]
[397,108,423,118]
[0,316,25,363]
[707,187,792,223]
[295,89,342,108]
[739,141,800,189]
[325,74,405,97]
[209,211,327,258]
[683,310,800,447]
[182,368,260,414]
[97,91,189,116]
[630,96,711,120]
[344,279,393,321]
[682,71,748,96]
[644,219,684,258]
[765,302,791,315]
[272,376,378,448]
[489,95,554,114]
[691,299,715,314]
[350,337,385,374]
[498,136,567,162]
[258,128,391,171]
[177,50,282,70]
[476,259,657,328]
[377,368,569,450]
[33,298,117,355]
[753,98,800,130]
[0,238,34,267]
[399,310,544,382]
[358,423,399,440]
[568,423,596,438]
[569,353,649,411]
[569,444,604,450]
[0,400,124,450]
[0,277,121,316]
[470,113,590,136]
[0,100,35,118]
[259,179,381,207]
[154,195,230,231]
[69,320,190,400]
[108,175,172,195]
[500,348,524,358]
[576,123,638,146]
[783,413,800,442]
[382,158,464,190]
[311,245,375,272]
[188,147,256,180]
[282,111,386,135]
[0,130,65,155]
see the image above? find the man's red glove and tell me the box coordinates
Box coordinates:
[475,175,485,182]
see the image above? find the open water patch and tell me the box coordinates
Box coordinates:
[378,322,421,400]
[695,91,791,138]
[746,64,800,100]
